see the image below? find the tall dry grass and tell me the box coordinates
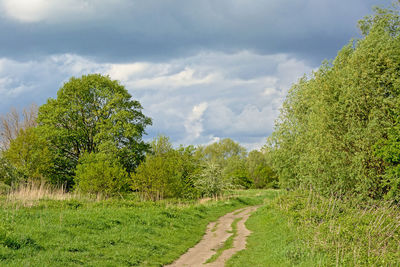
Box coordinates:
[5,182,85,206]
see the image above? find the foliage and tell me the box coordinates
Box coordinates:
[37,74,151,187]
[131,136,199,200]
[0,155,22,187]
[0,181,10,195]
[0,104,37,151]
[224,156,252,189]
[196,138,251,188]
[268,6,400,199]
[194,161,233,198]
[4,128,54,184]
[74,152,129,196]
[198,138,247,163]
[246,150,277,188]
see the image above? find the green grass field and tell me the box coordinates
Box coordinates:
[227,191,328,267]
[0,190,268,266]
[228,190,400,267]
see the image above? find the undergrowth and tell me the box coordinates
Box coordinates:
[275,190,400,266]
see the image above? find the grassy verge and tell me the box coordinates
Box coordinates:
[0,189,268,266]
[229,189,400,266]
[227,191,328,267]
[275,190,400,266]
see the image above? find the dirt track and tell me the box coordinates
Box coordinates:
[166,206,259,267]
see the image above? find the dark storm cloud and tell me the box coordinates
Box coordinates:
[0,0,392,65]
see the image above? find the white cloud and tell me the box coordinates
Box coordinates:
[184,102,208,141]
[2,0,49,22]
[131,67,218,89]
[1,0,122,23]
[0,51,313,149]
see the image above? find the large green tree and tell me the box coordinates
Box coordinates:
[38,74,152,187]
[246,150,277,189]
[196,138,249,187]
[269,6,400,199]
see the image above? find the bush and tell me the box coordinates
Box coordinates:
[0,181,10,195]
[0,156,23,186]
[131,136,199,200]
[4,128,54,184]
[194,161,233,198]
[74,152,129,196]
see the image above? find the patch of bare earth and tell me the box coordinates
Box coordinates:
[166,206,259,267]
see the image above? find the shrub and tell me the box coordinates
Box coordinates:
[4,128,54,184]
[0,155,23,186]
[0,181,10,195]
[74,152,129,196]
[131,136,199,200]
[194,161,233,198]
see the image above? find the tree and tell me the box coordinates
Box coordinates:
[198,138,247,164]
[196,138,248,188]
[37,74,152,187]
[4,128,54,184]
[246,150,277,188]
[74,151,129,196]
[268,6,400,199]
[194,161,232,198]
[0,154,22,187]
[0,104,37,150]
[131,136,199,200]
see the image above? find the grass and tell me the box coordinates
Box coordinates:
[227,190,328,267]
[0,188,269,266]
[5,182,86,205]
[229,189,400,267]
[274,190,400,266]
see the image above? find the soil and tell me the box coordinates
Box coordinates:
[166,205,259,267]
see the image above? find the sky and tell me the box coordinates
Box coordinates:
[0,0,394,150]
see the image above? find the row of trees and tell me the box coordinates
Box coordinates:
[268,6,400,200]
[0,74,276,198]
[132,137,277,200]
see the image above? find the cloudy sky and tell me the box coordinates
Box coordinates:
[0,0,393,150]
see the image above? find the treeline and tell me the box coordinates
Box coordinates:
[0,74,276,199]
[132,137,277,200]
[268,6,400,200]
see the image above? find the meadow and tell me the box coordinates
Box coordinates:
[0,187,269,266]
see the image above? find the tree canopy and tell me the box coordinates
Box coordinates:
[268,6,400,200]
[36,74,151,187]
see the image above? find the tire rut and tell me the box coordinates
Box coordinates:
[166,205,259,267]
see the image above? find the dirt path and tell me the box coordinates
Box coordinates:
[166,205,259,267]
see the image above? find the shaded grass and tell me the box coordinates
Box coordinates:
[0,189,269,266]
